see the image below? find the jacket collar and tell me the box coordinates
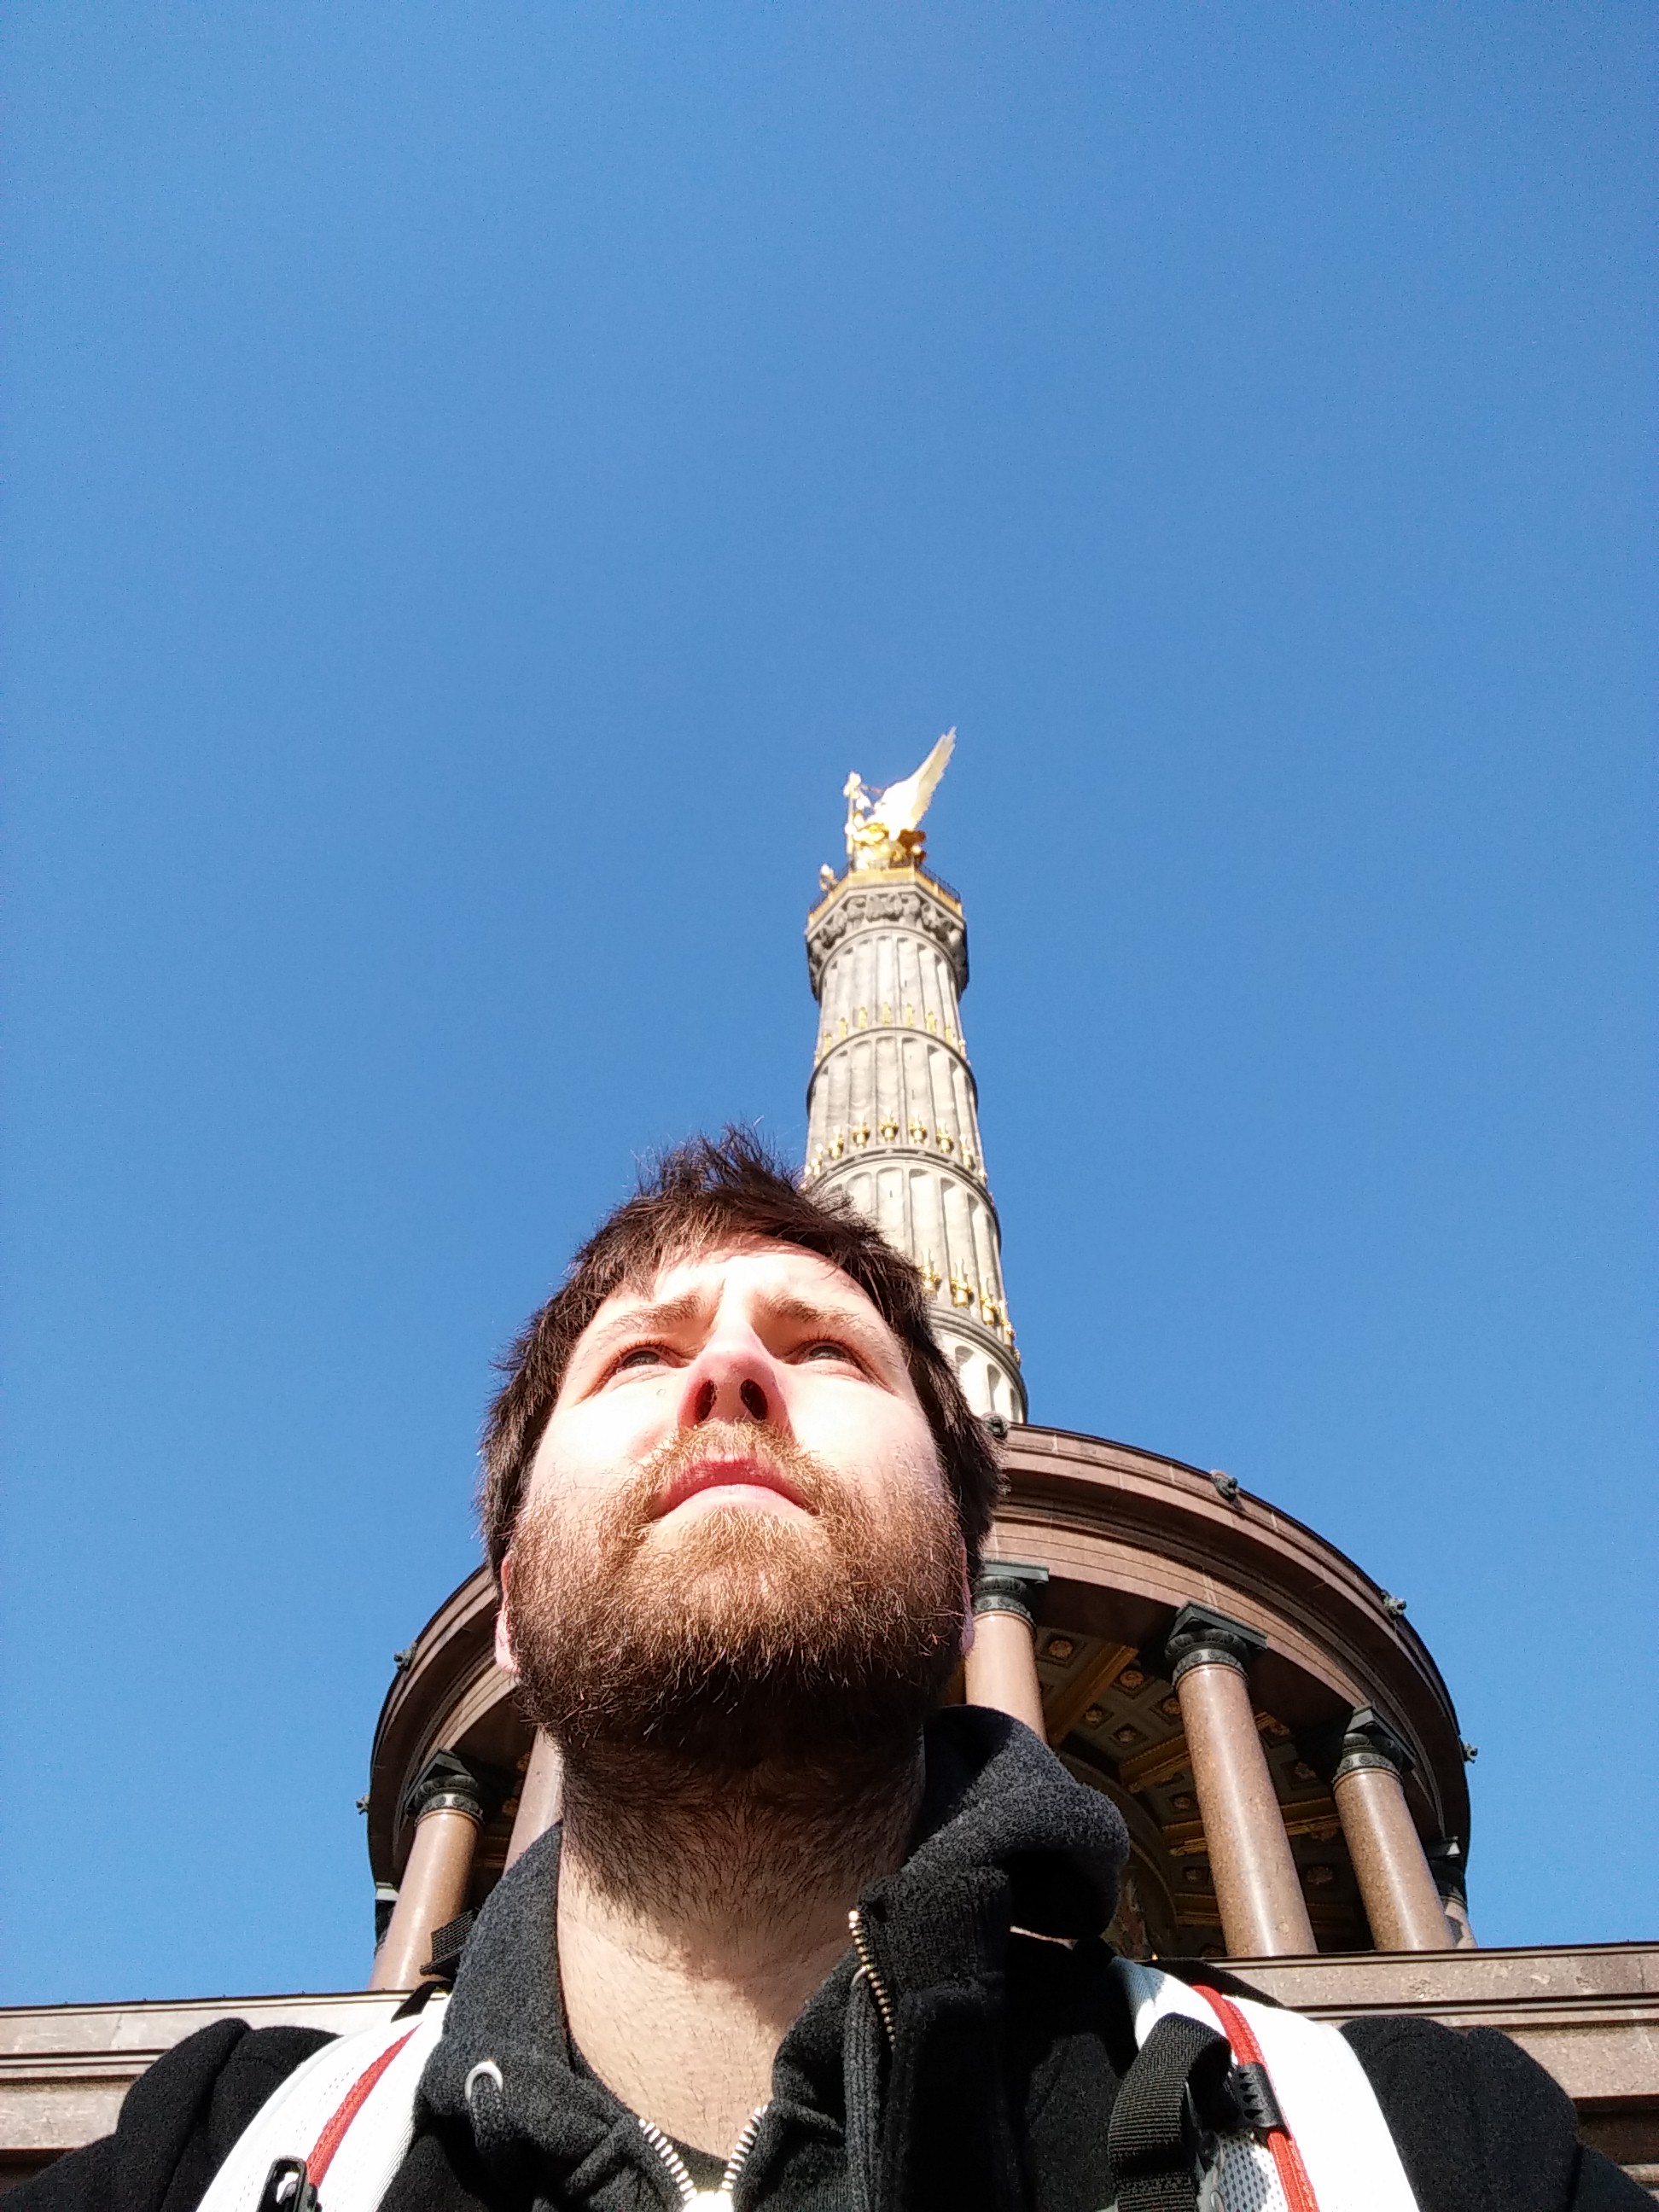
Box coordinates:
[420,1707,1127,2191]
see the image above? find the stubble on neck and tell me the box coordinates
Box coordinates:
[553,1734,923,2151]
[560,1730,925,1951]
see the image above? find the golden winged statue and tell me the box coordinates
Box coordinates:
[842,729,955,871]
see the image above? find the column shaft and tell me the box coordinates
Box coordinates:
[1177,1657,1315,1957]
[1334,1762,1455,1951]
[964,1609,1046,1735]
[963,1565,1049,1735]
[803,857,1025,1423]
[504,1733,564,1870]
[370,1805,480,1990]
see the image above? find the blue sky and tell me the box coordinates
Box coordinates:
[3,5,1652,2000]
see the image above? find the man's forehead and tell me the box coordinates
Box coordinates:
[589,1240,879,1328]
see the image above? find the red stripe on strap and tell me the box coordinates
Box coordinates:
[1191,1986,1320,2212]
[306,2030,419,2187]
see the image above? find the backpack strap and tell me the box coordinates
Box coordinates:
[1105,2010,1237,2212]
[1109,1959,1422,2212]
[195,1997,450,2212]
[1190,1986,1318,2212]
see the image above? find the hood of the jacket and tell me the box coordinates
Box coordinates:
[419,1706,1127,2209]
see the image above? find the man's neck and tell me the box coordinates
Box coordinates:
[555,1743,923,2152]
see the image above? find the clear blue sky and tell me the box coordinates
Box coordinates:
[3,6,1653,2002]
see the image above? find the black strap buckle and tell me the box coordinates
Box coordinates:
[256,2157,319,2212]
[1105,2018,1292,2208]
[1226,2060,1285,2137]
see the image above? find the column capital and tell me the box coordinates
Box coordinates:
[971,1562,1049,1625]
[1334,1705,1416,1783]
[404,1749,486,1825]
[1158,1601,1266,1682]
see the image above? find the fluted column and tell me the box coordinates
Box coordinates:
[369,1752,483,1991]
[963,1563,1049,1735]
[504,1732,564,1869]
[803,863,1025,1422]
[1164,1604,1315,1958]
[1332,1709,1455,1952]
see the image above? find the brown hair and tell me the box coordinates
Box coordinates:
[480,1127,1002,1577]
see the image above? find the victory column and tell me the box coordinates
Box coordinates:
[802,732,1025,1423]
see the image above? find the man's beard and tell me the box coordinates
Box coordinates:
[510,1419,965,1767]
[506,1420,966,1915]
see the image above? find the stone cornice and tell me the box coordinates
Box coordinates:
[992,1425,1470,1844]
[805,872,969,998]
[366,1570,502,1887]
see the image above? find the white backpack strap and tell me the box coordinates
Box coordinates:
[1110,1960,1420,2212]
[195,1997,449,2212]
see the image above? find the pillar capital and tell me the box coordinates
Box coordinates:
[404,1749,486,1826]
[1159,1602,1266,1683]
[965,1565,1048,1734]
[972,1561,1049,1626]
[1334,1706,1416,1783]
[371,1755,492,1993]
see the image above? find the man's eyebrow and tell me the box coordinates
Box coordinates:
[755,1289,895,1354]
[575,1283,895,1369]
[574,1289,712,1364]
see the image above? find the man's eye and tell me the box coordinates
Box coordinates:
[610,1344,670,1375]
[800,1339,859,1365]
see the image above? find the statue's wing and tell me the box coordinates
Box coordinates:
[872,729,955,834]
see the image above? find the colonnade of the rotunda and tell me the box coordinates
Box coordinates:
[364,1428,1473,1992]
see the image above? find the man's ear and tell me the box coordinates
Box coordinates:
[493,1554,519,1679]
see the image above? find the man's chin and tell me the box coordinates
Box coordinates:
[634,1510,839,1635]
[654,1483,814,1528]
[642,1498,829,1567]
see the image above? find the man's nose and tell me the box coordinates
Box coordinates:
[677,1325,786,1432]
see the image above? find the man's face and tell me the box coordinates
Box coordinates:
[499,1242,968,1768]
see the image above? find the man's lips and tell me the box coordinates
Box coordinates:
[651,1453,814,1522]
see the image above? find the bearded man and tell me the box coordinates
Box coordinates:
[20,1135,1643,2212]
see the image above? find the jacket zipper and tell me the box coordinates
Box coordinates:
[848,1906,896,2048]
[636,2104,767,2212]
[637,1910,891,2209]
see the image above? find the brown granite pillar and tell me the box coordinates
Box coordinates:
[1164,1604,1315,1958]
[1332,1710,1455,1952]
[504,1732,564,1870]
[369,1754,484,1991]
[963,1563,1050,1736]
